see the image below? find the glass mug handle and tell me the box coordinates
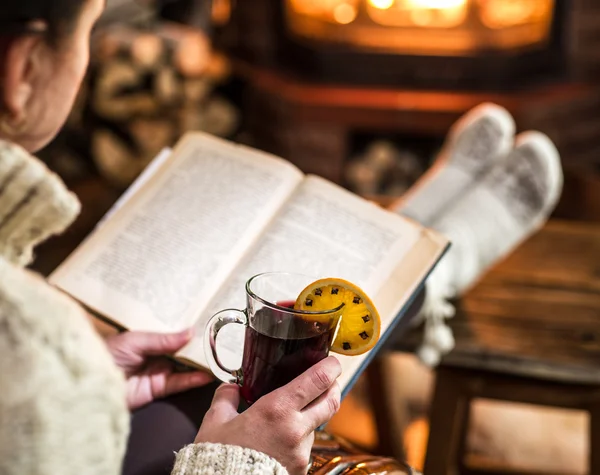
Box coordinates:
[204,309,246,385]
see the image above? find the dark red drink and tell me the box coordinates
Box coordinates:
[240,300,334,405]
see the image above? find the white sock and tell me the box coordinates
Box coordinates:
[418,131,564,366]
[394,103,515,226]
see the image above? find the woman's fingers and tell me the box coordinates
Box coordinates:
[301,381,341,431]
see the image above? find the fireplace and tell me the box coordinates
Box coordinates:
[282,0,562,89]
[217,0,600,209]
[221,0,570,89]
[286,0,555,55]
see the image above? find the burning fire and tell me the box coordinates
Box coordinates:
[367,0,468,28]
[369,0,394,8]
[286,0,555,54]
[397,0,466,8]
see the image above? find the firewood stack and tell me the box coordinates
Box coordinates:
[84,22,238,187]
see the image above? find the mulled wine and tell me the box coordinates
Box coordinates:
[240,300,334,405]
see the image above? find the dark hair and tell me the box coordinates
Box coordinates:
[0,1,87,43]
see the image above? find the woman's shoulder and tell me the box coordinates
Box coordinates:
[0,139,80,266]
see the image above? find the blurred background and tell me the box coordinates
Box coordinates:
[36,1,600,473]
[44,0,600,214]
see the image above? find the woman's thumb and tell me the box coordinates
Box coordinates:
[207,384,240,423]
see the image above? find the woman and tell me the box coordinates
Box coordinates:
[0,1,342,474]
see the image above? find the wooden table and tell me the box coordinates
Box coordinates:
[388,220,600,474]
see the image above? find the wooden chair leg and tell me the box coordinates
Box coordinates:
[366,356,407,460]
[424,366,471,475]
[590,404,600,474]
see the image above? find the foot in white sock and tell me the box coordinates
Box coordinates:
[418,131,563,366]
[396,103,515,226]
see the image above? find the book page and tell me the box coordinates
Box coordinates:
[96,147,173,229]
[51,133,303,334]
[179,175,425,368]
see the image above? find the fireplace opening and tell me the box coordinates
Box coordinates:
[223,0,568,90]
[283,0,566,89]
[286,0,555,56]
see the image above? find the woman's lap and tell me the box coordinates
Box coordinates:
[122,381,220,475]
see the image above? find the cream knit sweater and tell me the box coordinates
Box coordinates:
[0,140,287,475]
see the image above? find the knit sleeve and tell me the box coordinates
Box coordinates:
[171,443,289,475]
[0,140,80,266]
[0,259,130,475]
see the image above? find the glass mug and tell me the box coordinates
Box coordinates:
[204,272,343,405]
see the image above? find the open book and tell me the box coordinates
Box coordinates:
[50,132,449,395]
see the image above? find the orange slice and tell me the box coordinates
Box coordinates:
[294,278,381,356]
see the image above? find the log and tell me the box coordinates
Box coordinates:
[182,77,212,104]
[154,67,182,105]
[129,118,175,157]
[178,104,206,132]
[92,129,143,187]
[94,91,161,121]
[93,61,161,120]
[95,25,166,70]
[155,22,211,77]
[93,60,142,102]
[131,32,165,70]
[178,97,238,136]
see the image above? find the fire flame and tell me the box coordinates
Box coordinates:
[369,0,394,9]
[286,0,555,54]
[368,0,467,10]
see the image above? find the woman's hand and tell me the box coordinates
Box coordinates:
[195,356,342,475]
[106,330,214,410]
